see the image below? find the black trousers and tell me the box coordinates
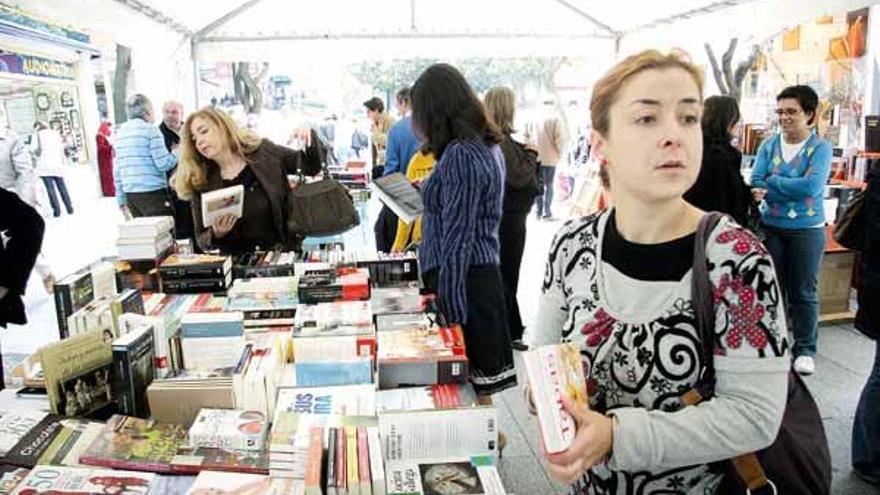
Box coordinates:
[127,189,174,218]
[374,205,399,253]
[41,176,73,216]
[499,208,528,341]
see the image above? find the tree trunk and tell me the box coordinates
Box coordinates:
[113,44,131,124]
[721,38,738,99]
[704,43,728,95]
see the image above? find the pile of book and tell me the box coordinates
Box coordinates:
[159,253,233,294]
[234,251,297,279]
[7,246,516,494]
[117,216,175,261]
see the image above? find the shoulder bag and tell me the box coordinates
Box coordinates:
[286,150,360,238]
[833,188,866,250]
[688,212,832,495]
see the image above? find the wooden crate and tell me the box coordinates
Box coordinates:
[818,250,855,315]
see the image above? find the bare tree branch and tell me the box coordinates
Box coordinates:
[704,43,728,95]
[721,38,738,99]
[731,45,761,102]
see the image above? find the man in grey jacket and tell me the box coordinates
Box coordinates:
[0,126,37,205]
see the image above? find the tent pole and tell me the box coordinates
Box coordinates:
[191,38,200,109]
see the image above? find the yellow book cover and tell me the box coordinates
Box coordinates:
[40,330,113,415]
[346,425,360,495]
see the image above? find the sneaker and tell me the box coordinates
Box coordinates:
[793,356,815,375]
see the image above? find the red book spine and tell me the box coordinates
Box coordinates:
[335,426,347,493]
[357,427,371,492]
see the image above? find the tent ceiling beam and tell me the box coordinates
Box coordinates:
[194,0,266,40]
[549,0,619,37]
[624,0,761,34]
[201,31,615,42]
[109,0,191,35]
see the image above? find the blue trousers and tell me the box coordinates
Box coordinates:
[853,339,880,475]
[535,165,556,218]
[763,225,826,357]
[41,176,73,217]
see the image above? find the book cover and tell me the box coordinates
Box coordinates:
[34,419,103,468]
[147,380,235,426]
[170,446,269,475]
[112,326,155,418]
[53,271,94,340]
[79,415,188,473]
[346,426,359,495]
[292,333,377,363]
[275,385,376,417]
[334,426,346,495]
[376,384,478,413]
[371,172,424,224]
[298,267,371,304]
[326,428,338,495]
[294,301,373,333]
[357,427,372,495]
[294,359,373,388]
[187,409,268,452]
[4,415,66,468]
[201,184,244,227]
[161,275,231,295]
[367,427,384,495]
[385,458,506,495]
[10,466,156,495]
[159,254,232,280]
[303,427,323,495]
[186,470,272,495]
[377,325,468,389]
[0,465,29,494]
[39,331,114,416]
[521,342,588,454]
[378,408,497,462]
[117,233,174,261]
[0,410,48,456]
[118,216,174,239]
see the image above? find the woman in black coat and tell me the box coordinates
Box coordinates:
[852,162,880,485]
[684,95,751,225]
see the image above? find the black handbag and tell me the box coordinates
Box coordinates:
[833,188,866,250]
[689,212,832,495]
[286,153,360,238]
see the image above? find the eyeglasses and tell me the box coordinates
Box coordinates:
[775,108,802,116]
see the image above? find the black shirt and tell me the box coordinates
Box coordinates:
[602,211,695,282]
[215,166,280,254]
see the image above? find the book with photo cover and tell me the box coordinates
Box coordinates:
[521,342,589,454]
[297,267,370,304]
[201,184,244,227]
[371,172,424,224]
[79,415,188,473]
[187,409,269,452]
[10,466,156,495]
[385,456,507,495]
[39,331,114,417]
[377,324,468,389]
[170,445,269,475]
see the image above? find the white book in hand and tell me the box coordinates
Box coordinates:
[521,342,589,454]
[371,173,423,224]
[201,184,245,227]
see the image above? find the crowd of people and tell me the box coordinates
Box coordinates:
[1,48,879,493]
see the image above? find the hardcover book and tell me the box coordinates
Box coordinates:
[521,342,589,454]
[187,409,268,452]
[79,415,188,473]
[10,466,156,495]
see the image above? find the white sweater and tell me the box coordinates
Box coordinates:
[526,210,789,494]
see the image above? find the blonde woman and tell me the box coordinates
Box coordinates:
[172,107,322,254]
[484,86,539,350]
[528,50,791,493]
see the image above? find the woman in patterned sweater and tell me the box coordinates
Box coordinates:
[412,64,518,404]
[526,51,790,494]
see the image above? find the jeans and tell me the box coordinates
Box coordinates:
[853,339,880,475]
[763,225,826,357]
[41,176,73,216]
[535,165,556,218]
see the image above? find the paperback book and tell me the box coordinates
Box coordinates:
[79,415,188,473]
[10,466,156,495]
[371,172,424,224]
[385,456,506,495]
[112,326,155,418]
[187,409,268,452]
[201,184,244,227]
[170,446,269,475]
[521,342,589,453]
[186,470,272,495]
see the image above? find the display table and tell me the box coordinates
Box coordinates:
[819,225,856,324]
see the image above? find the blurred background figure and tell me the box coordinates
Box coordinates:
[96,121,115,197]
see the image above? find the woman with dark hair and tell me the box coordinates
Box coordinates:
[96,122,115,197]
[751,85,832,376]
[684,95,750,225]
[412,64,517,411]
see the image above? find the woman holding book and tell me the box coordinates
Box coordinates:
[412,64,517,406]
[526,50,790,493]
[172,107,322,254]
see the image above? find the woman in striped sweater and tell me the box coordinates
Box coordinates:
[411,64,518,405]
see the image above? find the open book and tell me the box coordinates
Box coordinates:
[201,184,244,227]
[371,173,423,224]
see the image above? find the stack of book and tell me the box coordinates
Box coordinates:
[295,250,419,287]
[234,251,297,279]
[233,334,290,417]
[227,276,299,328]
[159,253,233,294]
[116,216,175,261]
[180,311,244,372]
[147,369,235,425]
[298,267,371,304]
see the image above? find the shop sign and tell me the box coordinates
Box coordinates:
[0,4,90,44]
[0,52,75,80]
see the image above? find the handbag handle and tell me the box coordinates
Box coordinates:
[295,130,331,182]
[691,211,725,389]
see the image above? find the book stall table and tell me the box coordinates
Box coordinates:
[819,225,857,325]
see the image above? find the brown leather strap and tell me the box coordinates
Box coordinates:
[732,453,771,491]
[680,388,703,406]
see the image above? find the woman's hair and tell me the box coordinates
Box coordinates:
[484,86,517,135]
[702,95,740,144]
[777,85,819,126]
[172,106,262,200]
[396,87,411,106]
[590,49,705,138]
[411,63,501,158]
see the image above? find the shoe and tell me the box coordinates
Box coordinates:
[853,466,880,486]
[793,356,815,375]
[510,339,528,351]
[498,431,507,458]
